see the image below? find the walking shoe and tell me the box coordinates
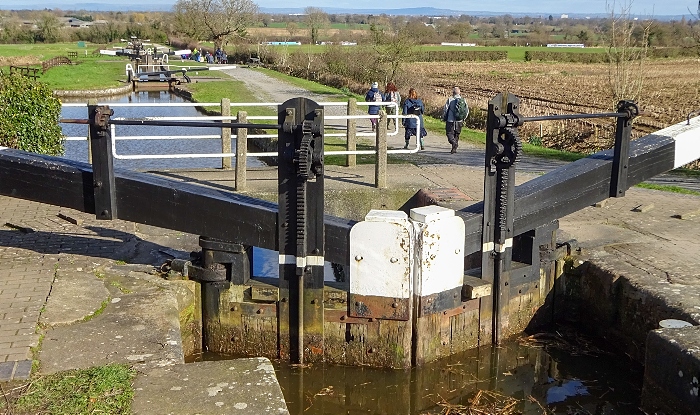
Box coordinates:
[450,148,456,154]
[403,144,409,149]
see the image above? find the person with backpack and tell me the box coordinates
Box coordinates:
[364,82,383,132]
[383,82,401,130]
[402,88,427,150]
[442,86,469,154]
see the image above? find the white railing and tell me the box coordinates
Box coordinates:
[104,113,421,160]
[61,99,414,189]
[61,100,403,149]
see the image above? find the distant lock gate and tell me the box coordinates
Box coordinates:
[2,93,695,369]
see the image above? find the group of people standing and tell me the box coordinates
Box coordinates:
[186,48,228,64]
[364,82,468,153]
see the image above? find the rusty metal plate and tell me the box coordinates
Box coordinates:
[416,286,463,317]
[325,309,372,325]
[348,293,410,321]
[228,301,277,318]
[440,299,480,319]
[250,286,279,302]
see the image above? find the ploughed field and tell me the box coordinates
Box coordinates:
[416,59,700,154]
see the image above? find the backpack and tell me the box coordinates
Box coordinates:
[408,101,422,115]
[388,91,399,103]
[373,91,383,102]
[455,97,469,121]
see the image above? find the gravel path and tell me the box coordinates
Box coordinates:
[220,66,700,192]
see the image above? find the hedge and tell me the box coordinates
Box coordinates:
[0,71,64,155]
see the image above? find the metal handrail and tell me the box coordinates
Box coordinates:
[61,101,401,138]
[107,114,422,160]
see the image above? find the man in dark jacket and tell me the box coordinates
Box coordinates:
[442,86,465,154]
[365,82,383,131]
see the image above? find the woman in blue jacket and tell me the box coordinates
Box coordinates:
[402,88,427,150]
[364,82,383,131]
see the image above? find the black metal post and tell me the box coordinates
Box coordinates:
[610,101,639,198]
[481,93,522,346]
[88,105,117,220]
[277,98,325,364]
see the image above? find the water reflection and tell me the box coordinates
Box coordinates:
[267,335,642,415]
[60,90,265,170]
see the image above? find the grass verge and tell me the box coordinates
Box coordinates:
[6,364,135,415]
[256,68,358,100]
[635,182,700,196]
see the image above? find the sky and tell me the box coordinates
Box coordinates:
[2,0,693,16]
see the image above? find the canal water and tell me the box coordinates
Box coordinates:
[59,90,265,170]
[204,327,644,415]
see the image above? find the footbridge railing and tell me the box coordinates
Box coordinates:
[61,99,406,189]
[3,95,700,369]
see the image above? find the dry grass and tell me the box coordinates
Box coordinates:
[407,59,700,153]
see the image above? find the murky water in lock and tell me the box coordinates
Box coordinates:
[204,329,643,415]
[59,90,265,170]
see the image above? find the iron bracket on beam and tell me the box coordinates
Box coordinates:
[189,236,252,285]
[610,100,639,198]
[88,105,117,220]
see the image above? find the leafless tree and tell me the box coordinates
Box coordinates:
[304,7,329,45]
[605,0,653,105]
[173,0,259,50]
[370,23,416,83]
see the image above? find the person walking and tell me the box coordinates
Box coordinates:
[442,86,469,154]
[402,88,427,150]
[364,82,383,132]
[383,82,401,130]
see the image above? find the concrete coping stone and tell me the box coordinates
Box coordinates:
[131,358,290,414]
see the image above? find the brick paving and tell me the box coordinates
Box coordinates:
[0,196,136,381]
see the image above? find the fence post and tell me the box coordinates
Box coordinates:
[235,110,247,191]
[346,98,357,167]
[375,110,387,189]
[221,98,232,169]
[87,98,97,164]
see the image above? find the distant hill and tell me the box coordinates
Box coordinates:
[0,2,686,20]
[262,6,683,20]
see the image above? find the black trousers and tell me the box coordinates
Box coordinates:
[446,121,463,146]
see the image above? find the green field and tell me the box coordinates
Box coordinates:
[260,22,370,30]
[417,45,607,61]
[0,42,104,59]
[0,42,223,90]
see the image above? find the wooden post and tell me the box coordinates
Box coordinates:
[346,98,357,167]
[375,110,387,189]
[221,98,232,170]
[235,110,247,191]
